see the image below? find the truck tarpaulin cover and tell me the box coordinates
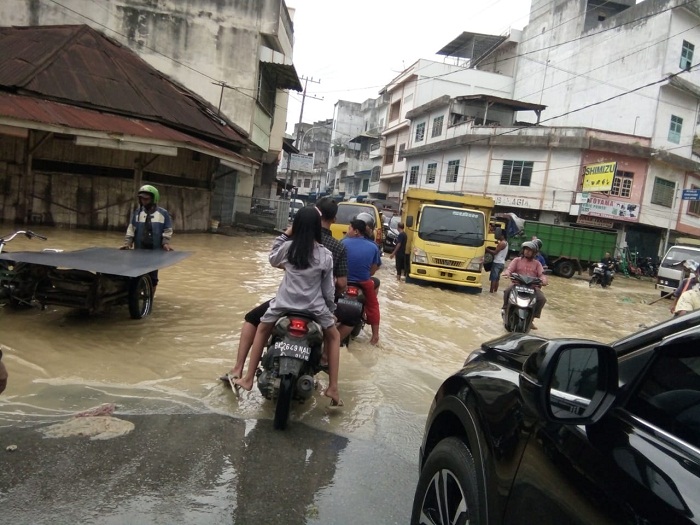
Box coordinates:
[0,248,191,278]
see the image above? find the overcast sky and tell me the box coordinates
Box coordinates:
[284,0,533,134]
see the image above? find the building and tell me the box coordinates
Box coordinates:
[326,100,364,197]
[286,119,333,200]
[1,0,302,228]
[402,0,700,257]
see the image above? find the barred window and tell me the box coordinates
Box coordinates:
[415,122,425,142]
[426,163,437,184]
[651,177,675,207]
[688,185,700,216]
[398,143,406,161]
[409,165,419,185]
[446,160,459,183]
[610,171,633,198]
[431,116,444,138]
[500,160,533,186]
[668,115,683,144]
[371,166,381,182]
[680,40,694,70]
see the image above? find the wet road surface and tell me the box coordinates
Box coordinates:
[0,226,672,523]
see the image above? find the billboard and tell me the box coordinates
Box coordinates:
[290,153,314,172]
[580,196,639,222]
[582,161,617,192]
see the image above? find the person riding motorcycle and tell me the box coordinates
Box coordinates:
[600,252,615,286]
[354,212,376,241]
[531,237,547,268]
[502,240,548,330]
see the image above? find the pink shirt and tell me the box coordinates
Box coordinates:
[503,257,548,286]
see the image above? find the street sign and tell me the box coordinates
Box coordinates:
[682,189,700,200]
[289,153,314,172]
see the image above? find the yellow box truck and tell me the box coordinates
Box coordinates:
[400,189,495,290]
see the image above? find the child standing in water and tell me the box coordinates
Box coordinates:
[234,206,342,406]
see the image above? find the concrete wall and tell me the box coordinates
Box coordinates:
[0,134,216,231]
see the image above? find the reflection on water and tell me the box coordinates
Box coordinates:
[0,225,671,456]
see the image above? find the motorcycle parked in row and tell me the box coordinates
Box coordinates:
[256,311,326,430]
[502,273,543,333]
[589,262,614,288]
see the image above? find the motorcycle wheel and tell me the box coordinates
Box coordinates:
[128,275,153,319]
[589,275,599,288]
[601,280,609,289]
[273,374,295,430]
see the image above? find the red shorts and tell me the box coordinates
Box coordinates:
[358,279,380,325]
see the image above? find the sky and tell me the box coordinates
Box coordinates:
[284,0,534,135]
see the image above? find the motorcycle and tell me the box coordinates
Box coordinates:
[337,281,366,346]
[502,273,543,333]
[256,311,326,430]
[589,262,614,288]
[0,230,48,307]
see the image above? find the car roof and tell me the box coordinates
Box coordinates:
[612,309,700,355]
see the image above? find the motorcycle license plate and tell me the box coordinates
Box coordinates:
[274,341,312,361]
[515,286,534,294]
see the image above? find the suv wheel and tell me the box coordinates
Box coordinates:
[411,437,480,525]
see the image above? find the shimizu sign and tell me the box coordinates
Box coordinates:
[582,161,617,192]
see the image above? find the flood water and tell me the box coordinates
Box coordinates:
[0,225,672,459]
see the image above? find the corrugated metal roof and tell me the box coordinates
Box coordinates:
[0,92,258,170]
[0,25,252,151]
[436,32,506,62]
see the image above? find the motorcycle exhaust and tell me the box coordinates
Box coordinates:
[296,375,315,399]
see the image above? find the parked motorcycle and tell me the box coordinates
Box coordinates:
[256,311,326,430]
[589,262,614,288]
[0,230,47,307]
[502,273,543,333]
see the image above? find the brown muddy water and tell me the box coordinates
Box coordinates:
[0,225,672,457]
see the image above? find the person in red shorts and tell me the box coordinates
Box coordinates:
[341,218,382,345]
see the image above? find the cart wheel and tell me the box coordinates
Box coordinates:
[128,275,153,319]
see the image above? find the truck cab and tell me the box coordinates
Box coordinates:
[401,189,494,290]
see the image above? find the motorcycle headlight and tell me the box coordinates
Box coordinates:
[412,247,428,264]
[467,257,482,272]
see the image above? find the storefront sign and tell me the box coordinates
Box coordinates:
[576,215,615,229]
[580,196,639,222]
[494,195,534,208]
[290,153,314,172]
[582,161,617,192]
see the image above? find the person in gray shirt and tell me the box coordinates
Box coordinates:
[233,206,342,406]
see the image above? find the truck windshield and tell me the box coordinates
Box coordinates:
[661,246,700,268]
[417,207,484,247]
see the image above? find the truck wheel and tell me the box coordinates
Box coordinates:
[128,275,153,319]
[556,261,575,279]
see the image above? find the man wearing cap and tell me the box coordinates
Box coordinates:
[674,261,700,316]
[342,218,382,345]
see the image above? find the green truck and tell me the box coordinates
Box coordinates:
[511,222,618,278]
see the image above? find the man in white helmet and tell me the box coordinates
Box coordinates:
[674,260,700,316]
[502,240,548,329]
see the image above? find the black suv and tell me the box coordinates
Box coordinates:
[412,310,700,524]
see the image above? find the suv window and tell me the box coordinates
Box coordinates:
[626,341,700,448]
[336,204,373,225]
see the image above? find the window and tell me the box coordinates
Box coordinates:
[389,101,401,122]
[415,122,425,142]
[610,170,634,198]
[500,160,533,186]
[409,165,419,185]
[362,179,369,192]
[669,115,683,144]
[304,178,311,188]
[256,64,276,116]
[688,185,700,216]
[398,143,406,161]
[431,116,444,138]
[426,163,437,184]
[680,40,695,70]
[626,341,700,448]
[371,166,381,182]
[384,145,395,165]
[446,160,459,183]
[651,177,675,207]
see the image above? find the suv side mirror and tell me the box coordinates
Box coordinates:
[519,340,618,425]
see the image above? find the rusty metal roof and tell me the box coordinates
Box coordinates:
[0,25,253,152]
[0,92,258,170]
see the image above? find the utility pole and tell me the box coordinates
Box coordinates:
[284,76,323,198]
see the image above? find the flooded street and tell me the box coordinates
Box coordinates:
[0,225,673,522]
